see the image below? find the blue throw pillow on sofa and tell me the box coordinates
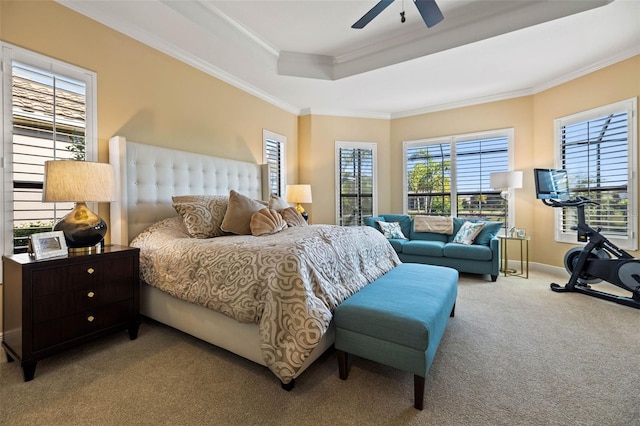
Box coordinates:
[473,221,502,245]
[364,216,385,230]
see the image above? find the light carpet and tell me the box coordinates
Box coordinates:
[1,268,639,425]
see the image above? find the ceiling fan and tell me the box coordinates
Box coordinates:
[352,0,444,29]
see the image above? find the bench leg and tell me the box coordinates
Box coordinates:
[450,303,455,317]
[337,349,350,380]
[414,375,425,410]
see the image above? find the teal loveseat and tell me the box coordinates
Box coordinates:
[364,214,501,281]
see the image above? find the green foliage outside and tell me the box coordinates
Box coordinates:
[13,221,54,253]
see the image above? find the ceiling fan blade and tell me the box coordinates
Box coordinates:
[352,0,395,29]
[414,0,444,28]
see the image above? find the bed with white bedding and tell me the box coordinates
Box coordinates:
[108,136,400,387]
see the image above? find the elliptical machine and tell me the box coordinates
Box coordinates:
[542,195,640,309]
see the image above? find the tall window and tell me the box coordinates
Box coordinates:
[2,43,97,255]
[404,130,512,223]
[336,141,377,226]
[555,98,637,249]
[262,129,286,197]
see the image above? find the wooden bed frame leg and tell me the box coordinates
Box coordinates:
[281,378,295,391]
[337,349,350,380]
[450,303,455,317]
[414,375,425,410]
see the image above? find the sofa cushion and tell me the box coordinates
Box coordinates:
[443,243,493,261]
[387,239,408,253]
[473,221,502,245]
[402,240,446,257]
[450,218,501,246]
[363,216,385,230]
[410,230,449,243]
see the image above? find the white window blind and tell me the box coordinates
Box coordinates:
[404,131,511,222]
[336,142,376,226]
[2,43,97,255]
[555,98,637,249]
[263,130,286,197]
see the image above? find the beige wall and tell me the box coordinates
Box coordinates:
[298,114,391,225]
[389,56,639,267]
[532,56,640,266]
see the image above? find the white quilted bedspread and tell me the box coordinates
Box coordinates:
[131,217,401,383]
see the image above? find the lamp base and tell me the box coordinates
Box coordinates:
[54,202,107,250]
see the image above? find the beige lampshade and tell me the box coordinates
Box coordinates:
[286,184,312,204]
[43,160,116,202]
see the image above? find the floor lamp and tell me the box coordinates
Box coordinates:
[490,170,523,236]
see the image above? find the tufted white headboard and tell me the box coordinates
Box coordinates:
[109,136,270,245]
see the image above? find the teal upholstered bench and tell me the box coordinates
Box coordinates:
[334,263,458,410]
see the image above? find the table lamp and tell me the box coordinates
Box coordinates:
[286,184,312,221]
[490,170,523,235]
[43,160,116,253]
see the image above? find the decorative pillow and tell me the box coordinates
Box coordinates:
[281,207,308,227]
[452,221,486,245]
[268,194,291,211]
[221,190,267,235]
[377,221,408,240]
[250,208,287,236]
[171,195,229,238]
[473,221,502,246]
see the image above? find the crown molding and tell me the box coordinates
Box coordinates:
[55,0,300,116]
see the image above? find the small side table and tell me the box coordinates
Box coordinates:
[498,235,530,279]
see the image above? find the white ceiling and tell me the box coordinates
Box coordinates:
[57,0,640,118]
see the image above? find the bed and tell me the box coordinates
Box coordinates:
[108,136,400,387]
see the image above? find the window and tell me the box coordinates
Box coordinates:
[2,43,97,255]
[336,141,377,226]
[554,98,637,249]
[262,129,286,197]
[403,130,513,225]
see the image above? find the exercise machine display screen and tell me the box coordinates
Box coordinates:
[534,168,570,200]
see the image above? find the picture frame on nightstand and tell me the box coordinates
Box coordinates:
[29,231,68,260]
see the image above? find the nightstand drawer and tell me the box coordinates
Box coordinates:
[31,256,135,297]
[32,282,134,324]
[32,299,134,351]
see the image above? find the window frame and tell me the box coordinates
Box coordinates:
[403,128,515,224]
[335,141,378,226]
[553,98,638,250]
[1,42,98,258]
[262,129,286,197]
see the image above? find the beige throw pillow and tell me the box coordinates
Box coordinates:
[221,190,266,235]
[281,207,307,227]
[268,194,291,211]
[250,208,288,236]
[172,195,229,238]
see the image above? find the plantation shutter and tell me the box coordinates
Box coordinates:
[338,146,374,226]
[264,137,282,197]
[559,111,629,238]
[10,61,87,253]
[455,137,508,219]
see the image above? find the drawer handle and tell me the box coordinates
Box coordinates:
[87,315,95,322]
[87,291,95,298]
[87,268,95,274]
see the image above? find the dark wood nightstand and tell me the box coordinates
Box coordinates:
[1,244,140,381]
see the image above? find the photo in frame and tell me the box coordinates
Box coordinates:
[30,231,68,260]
